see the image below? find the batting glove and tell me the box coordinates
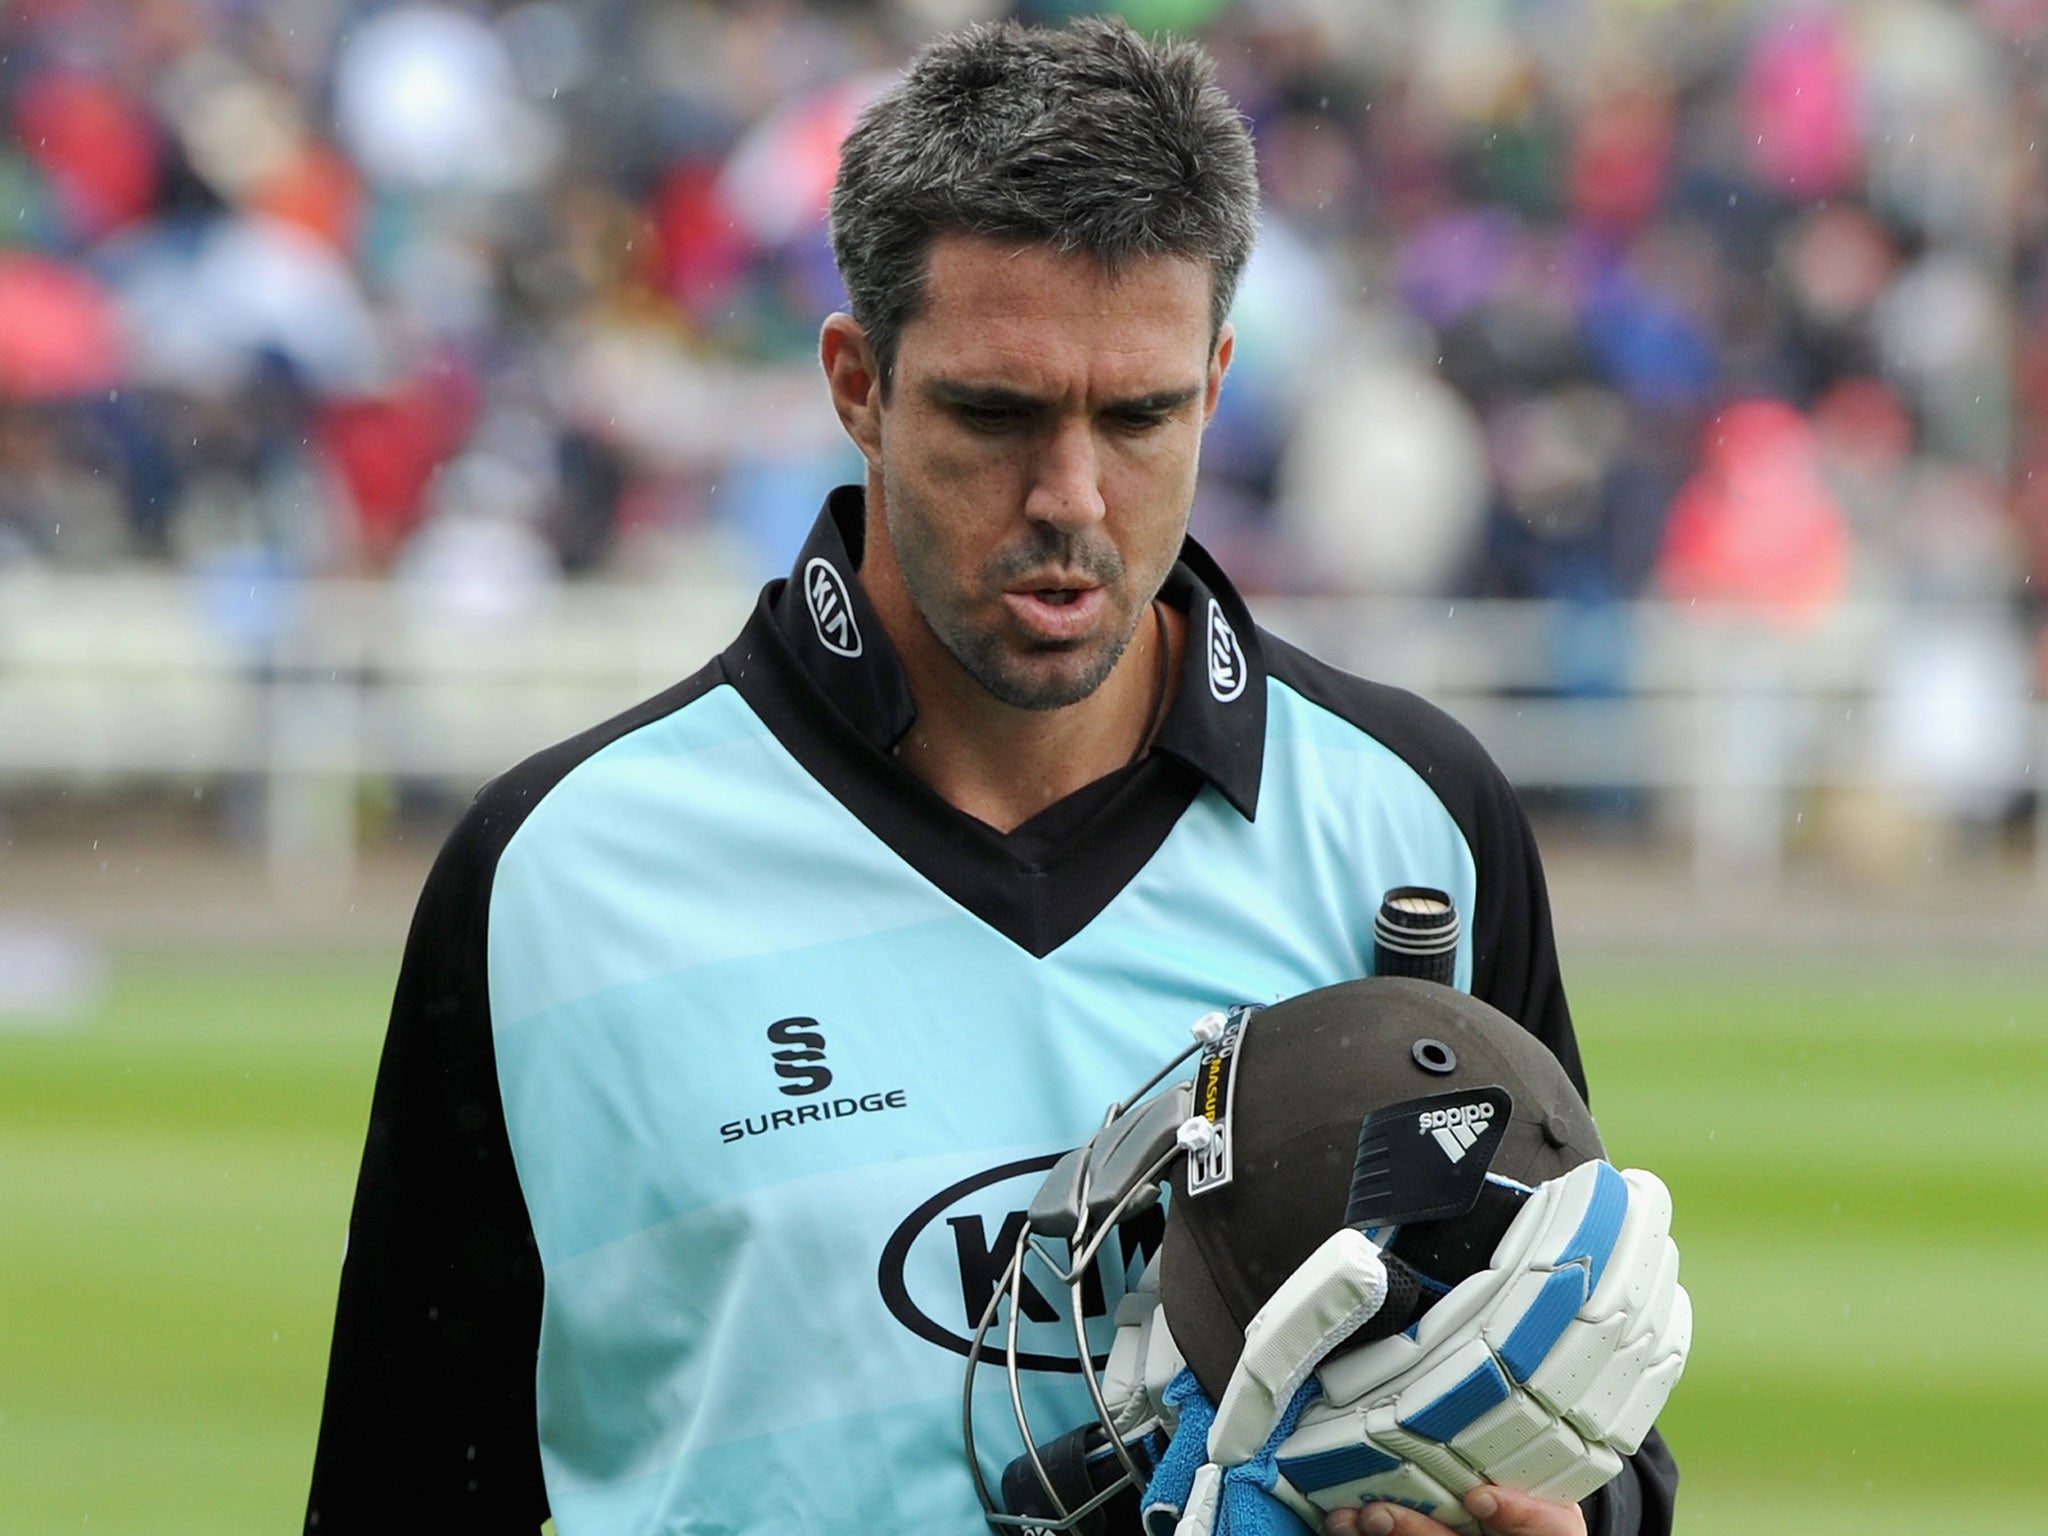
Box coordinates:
[1268,1161,1691,1533]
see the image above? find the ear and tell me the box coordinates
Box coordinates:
[1203,323,1235,423]
[821,312,884,467]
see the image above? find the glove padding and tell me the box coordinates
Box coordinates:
[1103,1251,1189,1442]
[1266,1161,1691,1534]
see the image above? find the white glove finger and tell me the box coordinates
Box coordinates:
[1145,1309,1188,1436]
[1622,1232,1681,1348]
[1481,1422,1621,1508]
[1105,1252,1188,1440]
[1487,1163,1673,1403]
[1584,1170,1674,1324]
[1103,1260,1159,1438]
[1582,1281,1691,1454]
[1534,1207,1687,1451]
[1208,1228,1388,1466]
[1273,1405,1481,1535]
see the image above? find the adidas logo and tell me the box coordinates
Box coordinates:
[1418,1100,1495,1162]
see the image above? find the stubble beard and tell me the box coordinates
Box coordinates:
[883,476,1142,713]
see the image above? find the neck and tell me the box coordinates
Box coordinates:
[891,602,1182,834]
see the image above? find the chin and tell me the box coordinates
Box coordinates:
[976,647,1118,713]
[981,668,1100,713]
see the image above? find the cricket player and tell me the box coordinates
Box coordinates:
[306,19,1676,1536]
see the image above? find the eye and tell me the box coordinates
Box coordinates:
[1110,407,1172,434]
[955,401,1026,433]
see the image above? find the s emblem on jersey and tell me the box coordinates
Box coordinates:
[767,1016,832,1095]
[717,1021,911,1144]
[804,557,862,657]
[1206,597,1246,702]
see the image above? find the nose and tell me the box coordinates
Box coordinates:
[1023,418,1106,531]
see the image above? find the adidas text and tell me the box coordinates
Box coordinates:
[1417,1102,1494,1133]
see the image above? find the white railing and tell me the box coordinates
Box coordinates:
[1,570,2041,890]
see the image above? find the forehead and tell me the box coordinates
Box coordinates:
[897,233,1215,390]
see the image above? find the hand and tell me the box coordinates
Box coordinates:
[1322,1485,1588,1536]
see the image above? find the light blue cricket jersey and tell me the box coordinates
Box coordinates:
[306,491,1585,1535]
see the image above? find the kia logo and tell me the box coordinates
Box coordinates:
[1207,597,1246,702]
[877,1156,1162,1373]
[805,557,862,657]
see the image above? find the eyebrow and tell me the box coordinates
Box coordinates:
[924,379,1206,415]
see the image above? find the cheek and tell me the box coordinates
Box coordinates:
[883,450,997,583]
[889,414,1028,518]
[1107,431,1202,518]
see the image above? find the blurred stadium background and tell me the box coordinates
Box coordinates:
[0,0,2042,1531]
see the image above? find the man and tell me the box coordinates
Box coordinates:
[306,19,1676,1536]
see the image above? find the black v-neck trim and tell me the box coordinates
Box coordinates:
[722,604,1202,957]
[718,490,1266,958]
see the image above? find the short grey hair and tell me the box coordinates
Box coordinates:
[828,17,1259,389]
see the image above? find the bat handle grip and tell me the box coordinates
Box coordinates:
[1373,886,1459,988]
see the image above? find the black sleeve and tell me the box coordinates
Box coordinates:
[1455,752,1586,1103]
[305,797,549,1533]
[1259,639,1678,1534]
[1585,1427,1679,1536]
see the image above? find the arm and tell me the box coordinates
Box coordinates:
[1458,776,1681,1536]
[1459,757,1583,1100]
[304,801,549,1532]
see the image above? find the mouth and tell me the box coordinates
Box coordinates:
[1001,582,1107,639]
[1005,570,1100,598]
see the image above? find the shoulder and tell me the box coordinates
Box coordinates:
[433,654,734,904]
[1256,624,1579,1080]
[1257,626,1584,1091]
[1257,626,1521,833]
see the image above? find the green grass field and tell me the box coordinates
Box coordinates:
[1,948,2043,1533]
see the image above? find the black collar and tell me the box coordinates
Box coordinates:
[764,486,1265,821]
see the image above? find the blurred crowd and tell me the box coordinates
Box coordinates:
[1,0,2045,741]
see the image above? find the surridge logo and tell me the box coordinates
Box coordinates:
[1419,1099,1495,1162]
[718,1018,912,1144]
[768,1016,832,1096]
[804,557,862,657]
[1206,597,1246,702]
